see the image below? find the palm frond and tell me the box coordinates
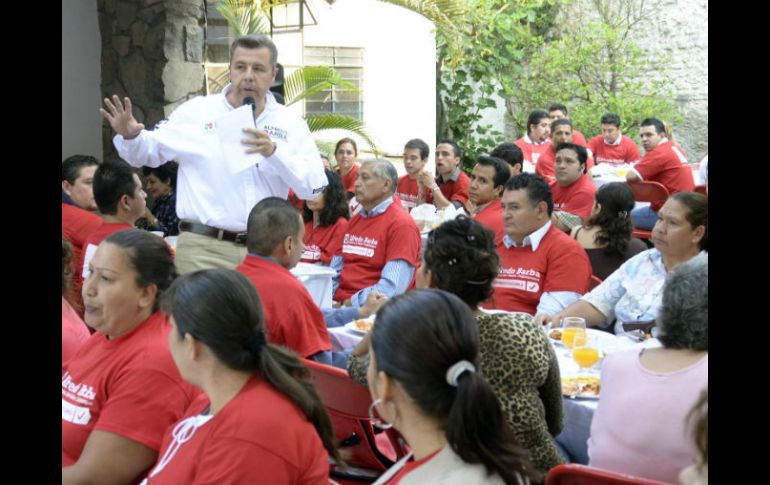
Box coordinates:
[306,114,380,156]
[284,66,358,106]
[216,0,268,36]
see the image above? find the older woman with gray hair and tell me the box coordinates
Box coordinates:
[586,253,708,483]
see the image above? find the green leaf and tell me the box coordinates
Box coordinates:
[305,114,380,156]
[283,66,358,106]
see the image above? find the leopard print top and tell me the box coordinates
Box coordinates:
[347,311,564,476]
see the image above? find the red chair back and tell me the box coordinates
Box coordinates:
[588,275,603,292]
[693,184,707,196]
[545,464,674,485]
[302,358,408,481]
[627,181,669,239]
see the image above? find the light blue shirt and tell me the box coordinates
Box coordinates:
[331,197,415,308]
[502,221,583,316]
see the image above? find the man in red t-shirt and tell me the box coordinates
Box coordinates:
[419,139,470,209]
[395,138,430,212]
[79,160,148,278]
[515,110,552,172]
[333,159,421,307]
[490,142,524,178]
[548,103,589,148]
[236,198,333,360]
[588,112,641,168]
[537,119,594,183]
[627,117,694,230]
[550,142,597,232]
[487,173,591,316]
[466,156,510,246]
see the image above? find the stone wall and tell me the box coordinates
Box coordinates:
[97,0,206,159]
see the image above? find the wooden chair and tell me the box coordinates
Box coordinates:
[545,463,675,485]
[627,181,669,240]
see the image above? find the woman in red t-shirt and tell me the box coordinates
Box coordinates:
[302,169,350,265]
[334,137,359,198]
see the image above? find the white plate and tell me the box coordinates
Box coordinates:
[561,376,601,400]
[344,316,375,335]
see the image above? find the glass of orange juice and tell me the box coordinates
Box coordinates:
[572,333,600,374]
[561,317,586,357]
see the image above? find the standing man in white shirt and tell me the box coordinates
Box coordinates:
[100,35,327,273]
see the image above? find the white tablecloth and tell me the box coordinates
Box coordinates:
[290,262,336,310]
[329,326,365,351]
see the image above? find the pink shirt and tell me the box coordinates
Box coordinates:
[588,349,708,482]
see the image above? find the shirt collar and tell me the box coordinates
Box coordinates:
[61,191,77,206]
[525,134,550,146]
[221,84,276,112]
[248,252,281,267]
[503,220,552,251]
[360,197,394,217]
[605,136,623,146]
[438,166,462,184]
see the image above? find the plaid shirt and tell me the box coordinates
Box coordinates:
[141,190,179,236]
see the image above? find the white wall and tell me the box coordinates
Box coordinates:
[62,0,103,160]
[273,0,436,170]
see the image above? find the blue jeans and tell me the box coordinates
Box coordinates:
[631,205,659,231]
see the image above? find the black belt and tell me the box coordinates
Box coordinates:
[179,221,248,245]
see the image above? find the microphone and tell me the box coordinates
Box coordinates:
[243,96,256,123]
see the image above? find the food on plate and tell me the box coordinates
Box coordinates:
[353,319,374,332]
[549,329,562,341]
[561,376,600,397]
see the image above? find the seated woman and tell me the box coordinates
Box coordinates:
[62,230,199,484]
[62,237,90,374]
[366,289,536,484]
[541,191,707,334]
[139,162,179,236]
[587,254,708,482]
[302,168,350,265]
[349,216,563,477]
[335,137,359,199]
[570,182,647,280]
[143,269,340,484]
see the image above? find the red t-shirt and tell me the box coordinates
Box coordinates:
[488,225,591,314]
[61,298,90,375]
[425,171,470,206]
[473,200,505,247]
[144,376,329,485]
[572,129,588,147]
[633,140,694,211]
[287,189,305,210]
[338,164,359,194]
[236,255,331,357]
[515,136,552,166]
[588,135,641,166]
[62,312,199,466]
[395,175,421,212]
[536,146,594,182]
[301,217,349,264]
[550,174,597,220]
[335,202,421,301]
[79,222,133,279]
[62,202,103,314]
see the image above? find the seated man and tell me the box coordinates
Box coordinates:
[333,159,421,307]
[466,155,510,246]
[419,139,470,209]
[550,142,597,232]
[627,117,694,230]
[490,142,524,178]
[548,103,589,147]
[395,138,430,212]
[537,118,594,182]
[515,109,552,171]
[235,198,337,363]
[588,113,640,167]
[487,173,591,316]
[79,159,147,278]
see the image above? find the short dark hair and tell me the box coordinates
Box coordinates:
[437,139,462,158]
[504,172,554,216]
[93,159,139,215]
[657,254,708,350]
[162,268,342,463]
[475,156,511,188]
[554,142,588,173]
[424,216,500,309]
[303,169,350,226]
[103,229,178,311]
[527,109,550,133]
[62,154,99,183]
[587,182,636,257]
[142,161,178,188]
[371,289,536,483]
[230,34,278,68]
[640,117,666,134]
[550,118,572,133]
[600,113,622,128]
[247,197,302,255]
[669,192,708,251]
[404,138,430,160]
[335,137,358,156]
[490,142,523,173]
[548,103,568,115]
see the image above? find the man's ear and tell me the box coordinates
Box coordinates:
[62,180,73,196]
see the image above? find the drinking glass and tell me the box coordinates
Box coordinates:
[572,333,600,374]
[561,317,587,357]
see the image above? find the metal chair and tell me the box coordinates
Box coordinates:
[627,181,669,240]
[545,463,674,485]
